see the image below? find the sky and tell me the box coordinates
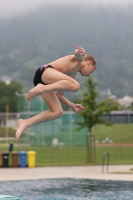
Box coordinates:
[0,0,133,19]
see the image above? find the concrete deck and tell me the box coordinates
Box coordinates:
[0,165,133,182]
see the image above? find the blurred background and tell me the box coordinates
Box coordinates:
[0,0,133,167]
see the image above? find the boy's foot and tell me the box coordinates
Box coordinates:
[27,84,46,101]
[15,119,28,141]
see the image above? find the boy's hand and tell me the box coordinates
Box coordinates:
[72,103,84,112]
[74,46,86,61]
[76,46,86,56]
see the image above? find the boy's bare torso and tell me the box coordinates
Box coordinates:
[49,55,80,78]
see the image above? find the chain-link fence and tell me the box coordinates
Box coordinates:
[17,95,88,146]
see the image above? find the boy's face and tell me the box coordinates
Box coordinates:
[79,61,95,76]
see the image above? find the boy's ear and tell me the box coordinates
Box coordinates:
[87,60,91,65]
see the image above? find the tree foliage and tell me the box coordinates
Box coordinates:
[75,77,120,134]
[0,81,23,112]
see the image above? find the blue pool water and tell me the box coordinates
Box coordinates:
[0,178,133,200]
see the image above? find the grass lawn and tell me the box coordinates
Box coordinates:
[0,146,133,167]
[94,124,133,143]
[0,127,16,137]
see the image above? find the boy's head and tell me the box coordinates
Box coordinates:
[80,54,97,76]
[83,54,97,67]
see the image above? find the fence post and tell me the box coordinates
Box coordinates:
[102,151,110,173]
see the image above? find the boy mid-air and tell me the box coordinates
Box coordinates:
[16,46,97,141]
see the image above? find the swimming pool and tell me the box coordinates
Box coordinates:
[0,178,133,200]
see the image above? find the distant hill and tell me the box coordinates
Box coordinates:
[0,4,133,99]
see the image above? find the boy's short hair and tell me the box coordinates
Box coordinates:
[83,54,97,68]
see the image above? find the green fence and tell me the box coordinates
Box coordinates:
[17,95,88,146]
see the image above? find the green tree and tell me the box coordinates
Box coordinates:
[75,77,120,162]
[0,81,23,112]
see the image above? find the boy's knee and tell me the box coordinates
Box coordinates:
[58,109,63,117]
[72,82,80,92]
[55,109,63,118]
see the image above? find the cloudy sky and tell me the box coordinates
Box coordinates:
[0,0,133,18]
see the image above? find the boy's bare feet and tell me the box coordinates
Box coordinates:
[15,119,28,141]
[27,83,46,101]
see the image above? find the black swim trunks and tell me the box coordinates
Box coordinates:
[33,65,53,86]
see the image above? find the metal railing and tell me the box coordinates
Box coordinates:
[102,151,110,173]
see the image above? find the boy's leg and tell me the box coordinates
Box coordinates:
[15,91,63,141]
[27,68,80,101]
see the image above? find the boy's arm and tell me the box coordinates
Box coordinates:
[56,92,74,108]
[74,46,86,62]
[56,92,84,112]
